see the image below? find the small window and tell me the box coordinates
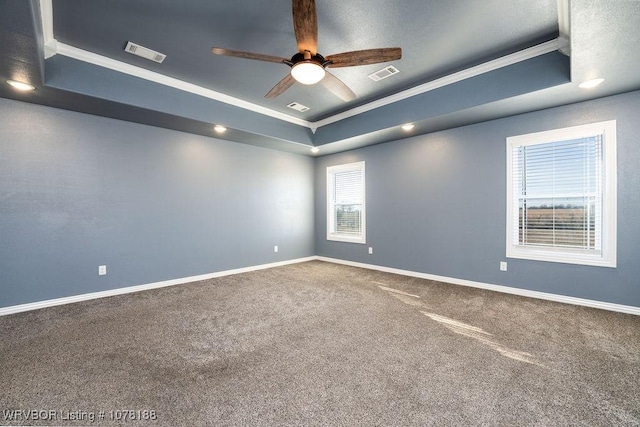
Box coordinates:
[506,120,616,267]
[327,161,366,244]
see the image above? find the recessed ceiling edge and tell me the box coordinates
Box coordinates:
[38,0,560,134]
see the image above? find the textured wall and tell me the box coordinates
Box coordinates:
[315,90,640,307]
[0,98,315,307]
[3,91,640,310]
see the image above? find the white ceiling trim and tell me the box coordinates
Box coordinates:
[557,0,571,56]
[313,39,560,130]
[38,0,309,128]
[39,0,56,58]
[39,0,560,134]
[54,43,311,128]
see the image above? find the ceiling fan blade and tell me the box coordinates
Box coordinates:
[292,0,318,54]
[326,48,402,68]
[320,71,356,102]
[265,73,297,98]
[211,47,289,64]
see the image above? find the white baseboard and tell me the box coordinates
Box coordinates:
[316,256,640,316]
[0,257,316,316]
[3,255,638,317]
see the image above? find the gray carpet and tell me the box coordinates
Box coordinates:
[1,260,639,426]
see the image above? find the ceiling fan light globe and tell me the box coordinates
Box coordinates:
[291,62,325,85]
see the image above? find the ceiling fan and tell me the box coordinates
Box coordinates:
[211,0,401,102]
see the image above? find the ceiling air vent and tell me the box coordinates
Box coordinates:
[125,41,166,63]
[368,65,399,82]
[287,102,310,112]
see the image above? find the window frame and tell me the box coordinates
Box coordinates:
[326,161,366,244]
[506,120,617,268]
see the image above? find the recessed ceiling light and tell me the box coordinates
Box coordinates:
[401,123,415,131]
[214,125,227,133]
[578,78,604,89]
[6,80,35,91]
[310,147,320,153]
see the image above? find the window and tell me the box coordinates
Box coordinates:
[327,161,366,243]
[506,120,616,267]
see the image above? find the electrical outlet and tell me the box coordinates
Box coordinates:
[274,245,278,253]
[98,265,107,276]
[500,262,507,272]
[368,247,373,255]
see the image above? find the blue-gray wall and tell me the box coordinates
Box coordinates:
[3,91,640,310]
[0,98,315,308]
[315,91,640,307]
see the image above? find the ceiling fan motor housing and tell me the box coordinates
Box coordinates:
[289,51,329,68]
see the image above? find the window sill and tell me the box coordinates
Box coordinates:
[507,246,616,268]
[327,234,366,244]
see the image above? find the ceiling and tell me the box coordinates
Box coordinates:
[1,1,639,156]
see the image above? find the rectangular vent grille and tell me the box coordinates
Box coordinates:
[368,65,399,81]
[287,102,310,112]
[125,41,166,63]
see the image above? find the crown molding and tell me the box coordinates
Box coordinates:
[557,0,571,56]
[54,43,311,128]
[313,39,559,129]
[39,0,559,134]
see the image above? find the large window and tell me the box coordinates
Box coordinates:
[506,121,616,267]
[327,161,366,243]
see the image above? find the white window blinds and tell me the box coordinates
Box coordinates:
[512,135,603,251]
[506,120,616,267]
[334,169,363,235]
[327,162,366,243]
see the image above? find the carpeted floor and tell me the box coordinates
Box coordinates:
[1,260,639,426]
